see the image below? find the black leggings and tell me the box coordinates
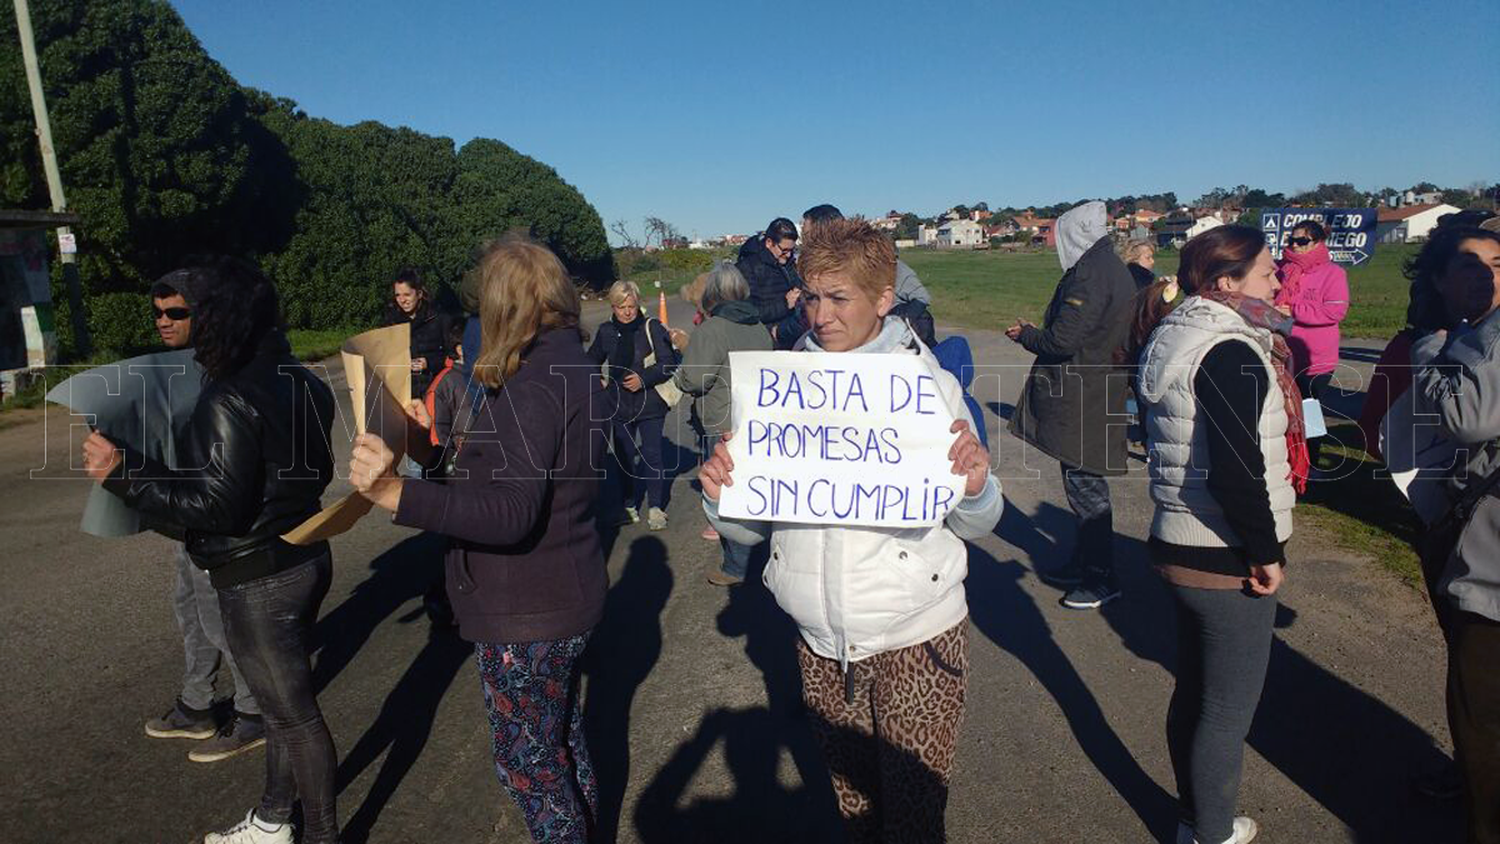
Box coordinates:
[218,552,337,843]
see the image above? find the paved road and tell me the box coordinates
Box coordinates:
[0,300,1457,843]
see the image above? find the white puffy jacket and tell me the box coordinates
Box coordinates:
[1136,296,1295,547]
[707,318,1004,667]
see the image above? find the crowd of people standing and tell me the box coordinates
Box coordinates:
[72,201,1500,844]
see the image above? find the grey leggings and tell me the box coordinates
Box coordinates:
[1165,582,1276,844]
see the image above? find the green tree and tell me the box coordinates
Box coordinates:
[894,213,921,240]
[0,0,297,301]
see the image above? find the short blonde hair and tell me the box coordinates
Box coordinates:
[472,237,581,389]
[1123,238,1154,262]
[795,217,896,303]
[607,280,641,307]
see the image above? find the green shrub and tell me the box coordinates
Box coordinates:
[85,292,157,358]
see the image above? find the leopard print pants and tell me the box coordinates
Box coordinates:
[797,620,969,844]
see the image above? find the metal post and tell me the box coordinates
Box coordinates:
[14,0,89,355]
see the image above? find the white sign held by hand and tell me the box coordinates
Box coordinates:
[718,351,966,528]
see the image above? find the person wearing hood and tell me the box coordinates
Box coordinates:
[1006,200,1137,609]
[673,261,771,585]
[1273,220,1349,472]
[736,216,806,349]
[701,218,1002,843]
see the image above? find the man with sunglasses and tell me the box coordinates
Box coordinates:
[142,272,267,764]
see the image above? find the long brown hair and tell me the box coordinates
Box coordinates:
[1118,225,1267,364]
[471,236,582,389]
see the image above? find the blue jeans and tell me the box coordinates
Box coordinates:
[612,417,667,511]
[720,537,753,579]
[174,545,258,714]
[1061,466,1115,584]
[218,552,337,844]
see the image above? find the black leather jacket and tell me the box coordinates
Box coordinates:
[105,330,336,588]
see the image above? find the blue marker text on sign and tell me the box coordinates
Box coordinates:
[1261,207,1378,266]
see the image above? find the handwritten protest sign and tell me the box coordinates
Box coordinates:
[283,323,411,544]
[717,351,966,528]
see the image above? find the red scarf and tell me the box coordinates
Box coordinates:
[1275,242,1330,308]
[1200,290,1311,493]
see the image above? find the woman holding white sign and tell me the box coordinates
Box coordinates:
[700,218,1002,844]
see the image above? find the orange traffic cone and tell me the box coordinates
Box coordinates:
[658,290,669,327]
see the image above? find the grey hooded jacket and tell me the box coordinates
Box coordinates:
[1413,315,1500,622]
[1008,202,1136,475]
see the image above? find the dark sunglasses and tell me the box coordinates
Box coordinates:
[1286,236,1314,247]
[152,306,191,320]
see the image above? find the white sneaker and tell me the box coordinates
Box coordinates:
[204,809,293,844]
[1194,816,1258,844]
[646,506,668,531]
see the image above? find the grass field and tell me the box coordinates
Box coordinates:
[899,244,1426,583]
[901,243,1418,340]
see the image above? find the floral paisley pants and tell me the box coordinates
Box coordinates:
[474,633,596,843]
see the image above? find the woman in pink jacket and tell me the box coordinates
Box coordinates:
[1275,219,1349,469]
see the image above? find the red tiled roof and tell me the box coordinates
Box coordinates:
[1378,203,1447,222]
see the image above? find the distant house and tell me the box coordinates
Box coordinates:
[1398,190,1444,207]
[722,234,749,247]
[937,219,985,249]
[918,224,941,246]
[1376,203,1462,243]
[872,211,904,232]
[1154,212,1196,248]
[1186,214,1226,239]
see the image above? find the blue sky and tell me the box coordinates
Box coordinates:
[171,0,1499,243]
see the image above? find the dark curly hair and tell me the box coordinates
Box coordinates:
[176,256,283,381]
[1404,225,1500,331]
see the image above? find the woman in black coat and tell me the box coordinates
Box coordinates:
[384,268,454,399]
[83,257,340,844]
[587,280,677,530]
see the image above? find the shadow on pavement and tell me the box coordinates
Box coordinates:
[313,532,448,693]
[632,550,841,844]
[976,502,1178,841]
[993,496,1457,842]
[335,626,471,844]
[583,536,674,844]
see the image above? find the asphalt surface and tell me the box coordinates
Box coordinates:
[0,298,1459,843]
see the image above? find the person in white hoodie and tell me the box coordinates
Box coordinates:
[700,218,1002,843]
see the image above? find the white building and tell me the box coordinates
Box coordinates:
[1186,214,1226,239]
[918,224,941,246]
[1376,203,1462,243]
[937,219,985,249]
[1399,190,1443,207]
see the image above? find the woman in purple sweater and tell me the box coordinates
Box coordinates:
[1274,219,1349,469]
[348,237,608,843]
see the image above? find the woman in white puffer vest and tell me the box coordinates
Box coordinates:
[701,219,1003,844]
[1132,225,1310,844]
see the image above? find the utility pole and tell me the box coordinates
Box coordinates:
[13,0,89,355]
